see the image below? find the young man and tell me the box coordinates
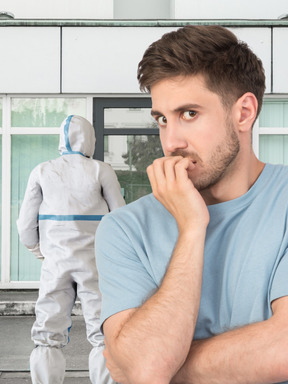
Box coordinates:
[95,26,288,384]
[17,115,125,384]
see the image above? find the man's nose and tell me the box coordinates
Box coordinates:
[162,124,188,154]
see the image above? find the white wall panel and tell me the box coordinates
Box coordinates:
[0,27,60,93]
[62,27,176,93]
[230,28,272,94]
[175,0,287,19]
[273,28,288,93]
[0,0,113,19]
[62,26,272,94]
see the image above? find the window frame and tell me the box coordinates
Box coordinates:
[93,97,156,161]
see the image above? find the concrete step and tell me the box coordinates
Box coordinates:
[0,290,82,316]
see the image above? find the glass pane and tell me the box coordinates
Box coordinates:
[0,98,3,276]
[0,99,2,277]
[259,135,288,165]
[0,136,2,277]
[11,135,59,281]
[104,135,163,203]
[104,108,156,129]
[259,100,288,127]
[11,98,87,127]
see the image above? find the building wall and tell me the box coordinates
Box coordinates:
[1,24,288,94]
[0,18,288,287]
[175,0,288,20]
[1,0,287,20]
[0,0,113,19]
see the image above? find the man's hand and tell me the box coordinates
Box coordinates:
[147,156,209,233]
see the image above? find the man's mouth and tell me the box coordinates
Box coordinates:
[187,159,197,172]
[171,152,200,169]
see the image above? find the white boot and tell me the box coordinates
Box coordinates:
[89,346,116,384]
[30,346,66,384]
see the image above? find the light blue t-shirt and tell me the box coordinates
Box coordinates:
[96,163,288,343]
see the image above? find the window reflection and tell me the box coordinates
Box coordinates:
[104,108,156,129]
[104,135,163,203]
[11,98,87,127]
[11,135,59,281]
[259,135,288,165]
[259,100,288,164]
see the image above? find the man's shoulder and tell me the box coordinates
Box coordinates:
[100,193,171,229]
[265,163,288,175]
[106,193,160,218]
[264,163,288,187]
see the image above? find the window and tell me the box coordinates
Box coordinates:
[4,95,288,287]
[257,99,288,164]
[0,98,2,279]
[8,97,88,283]
[94,98,162,203]
[11,98,87,127]
[11,135,59,281]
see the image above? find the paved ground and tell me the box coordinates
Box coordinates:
[0,371,91,384]
[0,290,92,383]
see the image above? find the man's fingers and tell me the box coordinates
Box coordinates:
[174,157,194,183]
[147,156,193,197]
[147,163,157,191]
[148,156,184,180]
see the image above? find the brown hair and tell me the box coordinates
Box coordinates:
[137,25,266,118]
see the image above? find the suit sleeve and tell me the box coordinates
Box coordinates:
[100,163,126,211]
[16,167,43,258]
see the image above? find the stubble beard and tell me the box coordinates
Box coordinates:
[173,120,240,192]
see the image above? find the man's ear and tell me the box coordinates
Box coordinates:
[235,92,258,132]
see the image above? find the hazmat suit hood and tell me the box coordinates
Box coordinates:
[58,115,96,158]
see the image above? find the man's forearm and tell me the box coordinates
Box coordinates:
[172,298,288,384]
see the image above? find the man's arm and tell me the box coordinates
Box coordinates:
[171,295,288,384]
[102,156,209,384]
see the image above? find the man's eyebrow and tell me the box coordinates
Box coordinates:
[174,104,202,112]
[151,104,202,117]
[151,110,162,117]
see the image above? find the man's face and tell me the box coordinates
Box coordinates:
[150,75,240,192]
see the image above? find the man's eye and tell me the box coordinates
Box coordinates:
[157,116,167,126]
[182,111,197,120]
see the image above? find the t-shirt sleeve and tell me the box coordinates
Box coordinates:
[270,248,288,303]
[95,213,158,330]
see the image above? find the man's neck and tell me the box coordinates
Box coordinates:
[200,155,265,206]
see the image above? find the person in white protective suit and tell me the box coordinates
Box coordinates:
[17,115,125,384]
